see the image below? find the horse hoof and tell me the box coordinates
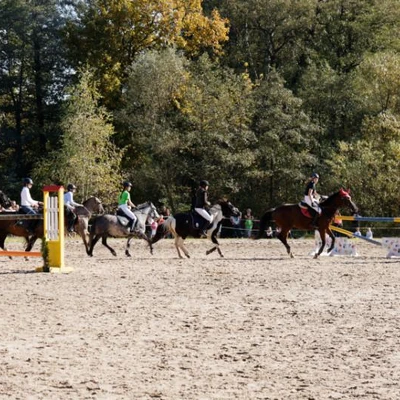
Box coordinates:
[313,254,319,259]
[112,251,117,257]
[290,253,294,258]
[125,251,131,257]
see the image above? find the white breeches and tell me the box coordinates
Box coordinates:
[195,208,213,222]
[303,196,321,214]
[118,204,137,223]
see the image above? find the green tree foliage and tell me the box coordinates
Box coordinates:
[116,50,255,211]
[327,113,400,216]
[213,0,316,80]
[0,0,70,187]
[249,70,320,212]
[35,70,122,203]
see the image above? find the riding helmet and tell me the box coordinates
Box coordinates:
[123,181,132,188]
[199,180,209,187]
[23,177,33,185]
[311,172,319,179]
[67,183,77,191]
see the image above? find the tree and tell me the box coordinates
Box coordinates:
[249,70,320,211]
[35,70,122,203]
[327,112,400,216]
[65,0,229,107]
[116,50,255,211]
[0,0,71,190]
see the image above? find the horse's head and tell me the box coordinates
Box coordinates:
[0,191,12,209]
[338,188,358,214]
[149,202,160,220]
[83,196,104,214]
[218,199,240,218]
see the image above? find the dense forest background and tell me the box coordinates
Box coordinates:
[1,0,400,218]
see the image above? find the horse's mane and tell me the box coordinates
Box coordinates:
[319,191,343,208]
[136,201,154,210]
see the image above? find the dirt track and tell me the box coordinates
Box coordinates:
[0,237,399,399]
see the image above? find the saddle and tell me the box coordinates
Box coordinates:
[298,201,316,219]
[189,211,209,230]
[116,208,132,227]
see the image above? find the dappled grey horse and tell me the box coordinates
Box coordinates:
[87,201,159,257]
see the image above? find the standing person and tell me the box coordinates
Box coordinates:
[243,208,254,238]
[118,181,138,232]
[194,180,213,236]
[304,172,321,228]
[20,177,43,234]
[230,211,242,238]
[64,183,83,232]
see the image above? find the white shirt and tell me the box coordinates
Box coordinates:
[64,191,81,210]
[21,187,39,207]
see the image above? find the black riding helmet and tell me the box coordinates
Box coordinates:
[23,177,33,185]
[67,183,77,191]
[199,180,209,188]
[123,181,132,188]
[311,172,319,179]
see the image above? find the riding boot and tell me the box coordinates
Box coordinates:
[200,221,212,237]
[311,213,319,229]
[130,220,138,233]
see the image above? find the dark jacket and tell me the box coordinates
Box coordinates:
[195,187,209,208]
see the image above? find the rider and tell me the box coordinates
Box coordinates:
[20,177,43,234]
[64,183,83,232]
[304,172,321,228]
[194,180,213,236]
[118,181,138,232]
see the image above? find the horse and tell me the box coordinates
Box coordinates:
[0,196,104,256]
[0,191,12,209]
[255,189,358,258]
[151,199,240,258]
[87,201,159,257]
[73,197,104,253]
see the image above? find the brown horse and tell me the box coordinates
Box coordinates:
[0,196,104,256]
[255,189,358,258]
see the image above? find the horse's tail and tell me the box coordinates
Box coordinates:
[151,217,174,245]
[255,209,274,239]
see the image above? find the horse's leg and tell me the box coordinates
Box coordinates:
[135,231,153,255]
[0,234,12,259]
[315,228,326,259]
[277,229,293,258]
[125,237,133,257]
[88,234,100,257]
[77,218,89,254]
[25,235,37,252]
[205,232,222,257]
[101,235,117,257]
[174,236,188,259]
[326,227,336,254]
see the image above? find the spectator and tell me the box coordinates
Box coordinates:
[365,228,373,239]
[230,212,242,238]
[243,208,254,238]
[354,227,362,237]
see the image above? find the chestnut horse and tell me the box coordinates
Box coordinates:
[0,196,104,255]
[256,189,358,258]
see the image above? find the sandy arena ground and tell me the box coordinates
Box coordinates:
[0,236,399,399]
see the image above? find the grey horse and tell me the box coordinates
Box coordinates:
[87,201,159,257]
